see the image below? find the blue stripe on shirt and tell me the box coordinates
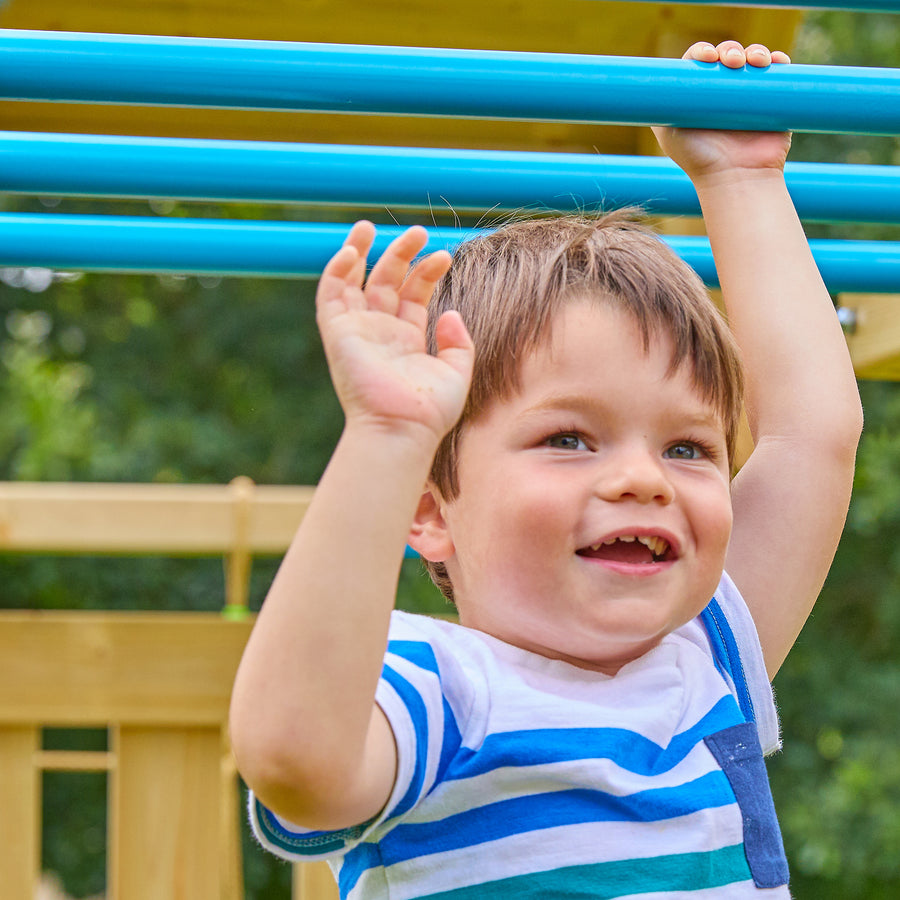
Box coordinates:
[700,599,756,725]
[380,663,431,819]
[388,639,441,675]
[443,694,741,782]
[340,841,382,898]
[379,769,735,865]
[384,638,464,795]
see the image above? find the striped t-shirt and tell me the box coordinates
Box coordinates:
[252,572,790,898]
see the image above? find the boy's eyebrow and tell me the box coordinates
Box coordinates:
[519,393,606,418]
[520,392,725,432]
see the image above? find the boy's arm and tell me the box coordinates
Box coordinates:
[229,222,473,829]
[655,41,863,678]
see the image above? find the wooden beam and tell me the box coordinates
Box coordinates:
[0,480,313,555]
[35,749,116,771]
[0,612,252,726]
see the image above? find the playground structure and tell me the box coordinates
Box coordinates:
[0,2,899,898]
[0,480,336,900]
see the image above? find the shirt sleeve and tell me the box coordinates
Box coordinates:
[249,612,466,863]
[700,571,782,756]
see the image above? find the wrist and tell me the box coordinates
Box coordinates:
[691,164,787,196]
[340,414,445,468]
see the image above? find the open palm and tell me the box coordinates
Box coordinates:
[317,222,474,443]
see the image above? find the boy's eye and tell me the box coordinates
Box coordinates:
[665,441,705,460]
[546,433,587,451]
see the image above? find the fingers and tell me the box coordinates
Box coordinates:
[742,43,791,68]
[317,220,375,315]
[685,40,790,69]
[433,310,475,381]
[716,40,751,69]
[683,42,720,64]
[397,249,452,328]
[319,220,451,328]
[365,225,430,315]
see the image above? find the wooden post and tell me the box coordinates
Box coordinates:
[0,725,40,897]
[224,476,256,618]
[293,861,341,900]
[111,725,223,900]
[222,740,245,900]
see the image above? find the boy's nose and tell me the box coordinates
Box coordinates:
[594,450,675,505]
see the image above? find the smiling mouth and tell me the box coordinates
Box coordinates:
[577,535,674,564]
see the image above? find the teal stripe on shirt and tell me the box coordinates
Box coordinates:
[410,842,752,900]
[254,799,368,857]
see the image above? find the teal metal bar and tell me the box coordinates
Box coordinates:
[1,214,898,293]
[1,30,899,134]
[3,133,899,225]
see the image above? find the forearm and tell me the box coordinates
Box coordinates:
[656,41,864,673]
[230,420,438,810]
[695,167,863,671]
[694,168,862,445]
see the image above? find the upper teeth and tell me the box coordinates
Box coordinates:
[591,535,670,557]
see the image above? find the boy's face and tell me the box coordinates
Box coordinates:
[435,301,733,674]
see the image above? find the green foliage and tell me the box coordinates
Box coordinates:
[761,15,900,896]
[0,310,97,480]
[769,379,900,898]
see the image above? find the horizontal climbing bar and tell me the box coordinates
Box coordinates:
[3,132,900,225]
[1,30,899,134]
[1,214,899,293]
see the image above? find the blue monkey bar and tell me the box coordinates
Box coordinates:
[3,132,900,225]
[1,30,900,135]
[1,214,898,294]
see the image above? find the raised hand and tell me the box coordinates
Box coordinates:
[316,221,474,444]
[652,41,793,181]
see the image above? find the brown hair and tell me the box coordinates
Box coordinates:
[423,211,744,601]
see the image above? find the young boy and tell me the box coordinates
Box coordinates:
[229,41,863,898]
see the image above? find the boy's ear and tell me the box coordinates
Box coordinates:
[408,483,454,562]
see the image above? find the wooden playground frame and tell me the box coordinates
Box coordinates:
[0,480,337,900]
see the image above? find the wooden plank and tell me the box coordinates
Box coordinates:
[294,862,340,900]
[221,744,245,900]
[35,749,116,771]
[0,726,40,898]
[839,293,900,380]
[0,481,313,554]
[111,725,223,900]
[0,612,253,725]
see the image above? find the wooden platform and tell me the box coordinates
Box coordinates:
[0,477,341,899]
